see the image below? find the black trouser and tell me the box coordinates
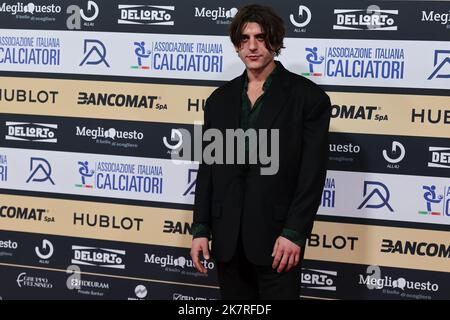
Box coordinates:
[216,234,304,300]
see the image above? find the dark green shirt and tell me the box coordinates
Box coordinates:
[193,66,305,247]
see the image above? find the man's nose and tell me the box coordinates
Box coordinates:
[248,37,258,50]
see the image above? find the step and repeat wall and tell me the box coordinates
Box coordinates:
[0,0,449,300]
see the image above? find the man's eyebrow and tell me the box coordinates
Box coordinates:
[240,33,265,37]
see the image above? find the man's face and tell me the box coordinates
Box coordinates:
[236,22,275,72]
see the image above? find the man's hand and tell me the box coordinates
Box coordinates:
[190,237,210,274]
[271,236,301,273]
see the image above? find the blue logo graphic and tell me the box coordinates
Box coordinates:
[26,157,55,185]
[428,50,450,80]
[79,39,110,67]
[358,181,393,212]
[304,47,324,76]
[132,41,151,70]
[182,169,198,196]
[76,161,94,188]
[419,185,449,216]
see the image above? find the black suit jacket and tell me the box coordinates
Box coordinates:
[193,61,331,265]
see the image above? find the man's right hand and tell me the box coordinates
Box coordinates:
[190,237,210,274]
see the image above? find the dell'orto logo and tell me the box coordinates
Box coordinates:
[333,5,398,30]
[6,122,58,143]
[428,147,450,169]
[382,141,405,168]
[71,245,126,269]
[26,157,55,185]
[80,39,110,67]
[301,268,337,291]
[118,5,175,25]
[66,1,99,29]
[428,50,450,80]
[35,239,54,260]
[358,181,394,212]
[290,5,311,30]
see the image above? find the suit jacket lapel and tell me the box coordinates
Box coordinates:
[224,72,244,129]
[255,61,291,130]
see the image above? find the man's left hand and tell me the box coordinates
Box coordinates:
[271,236,301,273]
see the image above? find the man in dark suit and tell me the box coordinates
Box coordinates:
[190,4,330,300]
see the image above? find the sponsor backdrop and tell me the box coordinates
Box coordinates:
[0,0,449,300]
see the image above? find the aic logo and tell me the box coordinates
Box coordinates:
[358,181,394,212]
[333,5,398,30]
[419,185,449,216]
[6,122,58,143]
[118,5,175,25]
[76,160,94,188]
[290,5,311,31]
[132,41,151,70]
[303,47,323,76]
[302,46,404,80]
[66,1,99,30]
